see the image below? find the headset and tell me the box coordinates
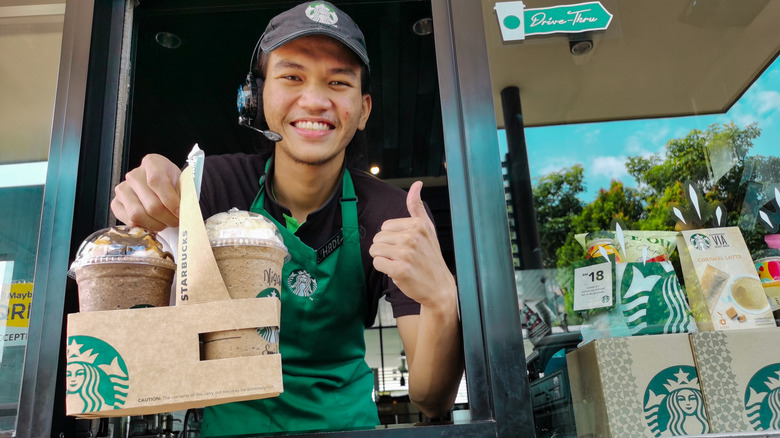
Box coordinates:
[237,38,283,142]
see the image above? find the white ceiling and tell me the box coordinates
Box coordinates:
[0,2,64,165]
[483,0,780,128]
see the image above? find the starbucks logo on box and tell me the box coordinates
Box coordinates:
[690,233,711,251]
[66,336,129,413]
[643,366,709,436]
[745,363,780,430]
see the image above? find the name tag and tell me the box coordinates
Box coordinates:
[317,230,343,263]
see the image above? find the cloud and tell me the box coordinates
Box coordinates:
[625,125,671,157]
[536,162,577,178]
[590,156,628,180]
[754,90,780,115]
[574,126,602,145]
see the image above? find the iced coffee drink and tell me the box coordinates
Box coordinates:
[202,208,287,359]
[69,226,176,312]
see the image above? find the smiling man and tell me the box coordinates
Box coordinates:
[110,2,463,436]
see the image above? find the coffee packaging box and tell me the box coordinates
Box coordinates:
[690,329,780,433]
[567,334,710,437]
[678,227,774,331]
[65,165,284,417]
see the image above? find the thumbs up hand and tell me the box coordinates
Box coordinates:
[370,181,456,306]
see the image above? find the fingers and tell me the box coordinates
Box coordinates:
[141,154,181,217]
[111,187,169,231]
[110,154,182,230]
[406,181,426,219]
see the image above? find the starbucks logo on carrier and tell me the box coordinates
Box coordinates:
[643,366,709,436]
[305,2,338,25]
[66,336,129,413]
[744,363,780,430]
[288,269,318,298]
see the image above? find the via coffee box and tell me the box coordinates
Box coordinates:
[678,227,775,331]
[690,329,780,433]
[65,165,283,418]
[567,334,710,437]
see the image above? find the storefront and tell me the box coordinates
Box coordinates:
[1,0,779,437]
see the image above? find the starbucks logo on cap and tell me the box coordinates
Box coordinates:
[66,336,129,413]
[288,269,318,298]
[306,2,338,25]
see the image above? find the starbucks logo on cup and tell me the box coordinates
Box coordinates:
[287,269,318,298]
[66,336,129,413]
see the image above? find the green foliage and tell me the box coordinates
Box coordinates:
[532,165,585,268]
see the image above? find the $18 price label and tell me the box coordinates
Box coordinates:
[573,261,613,311]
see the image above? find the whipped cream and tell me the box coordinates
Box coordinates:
[205,208,286,250]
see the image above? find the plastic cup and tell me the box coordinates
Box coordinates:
[68,226,176,312]
[201,208,288,359]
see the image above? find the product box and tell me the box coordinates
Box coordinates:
[66,165,283,417]
[678,227,775,331]
[567,334,710,437]
[690,329,780,433]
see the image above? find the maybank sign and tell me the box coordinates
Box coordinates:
[495,1,613,42]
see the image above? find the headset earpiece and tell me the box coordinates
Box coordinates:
[237,40,282,142]
[237,72,259,128]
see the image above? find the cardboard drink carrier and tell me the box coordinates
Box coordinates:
[65,160,283,418]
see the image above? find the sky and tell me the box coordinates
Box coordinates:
[499,57,780,202]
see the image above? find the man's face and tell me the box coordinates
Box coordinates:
[263,35,372,167]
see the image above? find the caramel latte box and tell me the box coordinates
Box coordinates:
[678,227,774,331]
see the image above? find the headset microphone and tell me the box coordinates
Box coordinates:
[237,39,282,142]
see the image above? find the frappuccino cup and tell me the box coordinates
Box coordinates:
[68,226,176,312]
[202,208,287,359]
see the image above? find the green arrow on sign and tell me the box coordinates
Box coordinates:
[524,1,612,35]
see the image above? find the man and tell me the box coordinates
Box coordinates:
[111,1,463,436]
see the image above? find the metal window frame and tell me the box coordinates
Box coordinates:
[15,1,96,437]
[14,0,535,436]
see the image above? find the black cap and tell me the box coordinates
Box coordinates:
[260,1,369,69]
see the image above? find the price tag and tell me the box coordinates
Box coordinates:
[573,261,613,311]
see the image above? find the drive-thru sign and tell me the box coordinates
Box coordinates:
[495,1,613,41]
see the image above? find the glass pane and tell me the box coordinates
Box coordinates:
[365,298,469,426]
[0,2,64,434]
[493,2,780,436]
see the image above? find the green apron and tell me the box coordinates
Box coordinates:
[201,163,379,436]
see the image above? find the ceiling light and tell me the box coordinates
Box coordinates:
[370,165,380,175]
[412,18,433,36]
[155,32,182,49]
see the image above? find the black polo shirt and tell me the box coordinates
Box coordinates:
[198,153,422,326]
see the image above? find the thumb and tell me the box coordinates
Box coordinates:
[406,181,426,219]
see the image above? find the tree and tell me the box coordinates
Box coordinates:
[626,122,762,230]
[532,165,585,268]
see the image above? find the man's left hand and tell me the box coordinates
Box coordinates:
[369,181,456,305]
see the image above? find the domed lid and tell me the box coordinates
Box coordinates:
[68,225,175,277]
[205,208,288,258]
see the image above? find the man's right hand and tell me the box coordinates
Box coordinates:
[110,154,182,231]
